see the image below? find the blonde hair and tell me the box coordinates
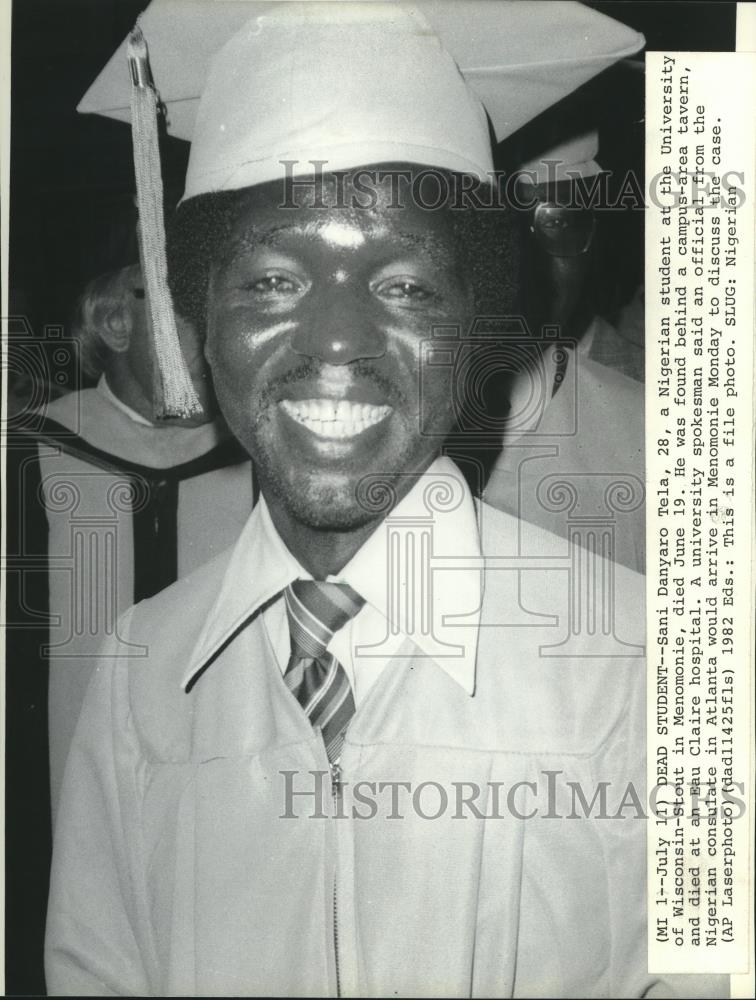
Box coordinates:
[73,263,142,379]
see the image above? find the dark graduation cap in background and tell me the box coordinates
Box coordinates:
[79,0,644,418]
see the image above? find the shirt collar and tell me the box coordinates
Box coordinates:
[181,456,482,695]
[97,374,155,427]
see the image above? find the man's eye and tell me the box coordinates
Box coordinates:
[375,278,434,302]
[243,274,301,295]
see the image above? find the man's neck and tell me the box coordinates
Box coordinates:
[259,458,447,579]
[264,504,380,579]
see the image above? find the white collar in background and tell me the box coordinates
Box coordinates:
[97,374,154,427]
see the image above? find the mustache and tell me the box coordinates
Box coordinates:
[258,360,402,408]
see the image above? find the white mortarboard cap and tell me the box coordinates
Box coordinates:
[78,0,643,415]
[80,0,644,196]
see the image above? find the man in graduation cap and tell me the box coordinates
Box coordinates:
[45,3,725,997]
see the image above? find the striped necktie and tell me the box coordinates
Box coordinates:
[283,580,365,763]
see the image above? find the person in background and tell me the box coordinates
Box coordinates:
[35,263,255,819]
[484,169,646,573]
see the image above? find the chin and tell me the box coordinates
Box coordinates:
[274,472,381,532]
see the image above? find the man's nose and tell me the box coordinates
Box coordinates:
[290,288,386,364]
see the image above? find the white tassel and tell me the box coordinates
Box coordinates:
[127,26,202,419]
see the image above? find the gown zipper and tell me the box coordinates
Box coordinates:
[330,759,343,998]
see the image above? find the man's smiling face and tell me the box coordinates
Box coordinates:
[205,173,474,531]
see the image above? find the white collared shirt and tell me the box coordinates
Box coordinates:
[183,456,483,703]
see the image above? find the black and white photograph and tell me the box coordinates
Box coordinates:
[3,1,749,996]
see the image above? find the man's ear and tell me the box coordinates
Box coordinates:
[98,307,132,353]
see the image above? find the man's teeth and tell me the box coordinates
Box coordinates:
[280,399,391,437]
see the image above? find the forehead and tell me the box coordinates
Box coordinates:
[222,171,460,257]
